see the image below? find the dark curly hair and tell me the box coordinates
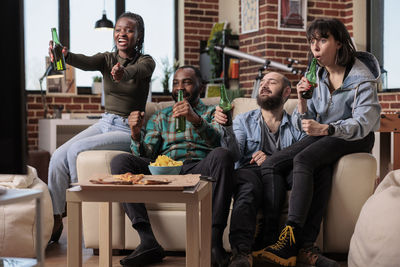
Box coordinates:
[306,18,356,67]
[116,12,145,55]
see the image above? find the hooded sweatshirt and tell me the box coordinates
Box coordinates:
[292,51,381,141]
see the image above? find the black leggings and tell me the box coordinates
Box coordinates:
[261,132,375,227]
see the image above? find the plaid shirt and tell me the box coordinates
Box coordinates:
[131,100,221,162]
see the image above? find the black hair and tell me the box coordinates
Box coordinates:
[306,18,356,66]
[116,12,145,54]
[176,65,204,86]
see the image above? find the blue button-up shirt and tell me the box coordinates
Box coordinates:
[221,108,305,169]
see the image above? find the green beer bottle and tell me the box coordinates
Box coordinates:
[175,89,186,132]
[301,58,317,99]
[219,84,233,126]
[51,28,66,71]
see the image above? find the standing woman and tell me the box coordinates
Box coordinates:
[48,12,155,242]
[254,18,381,266]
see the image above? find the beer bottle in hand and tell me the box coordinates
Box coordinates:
[301,58,317,99]
[51,28,66,71]
[175,89,186,132]
[219,84,233,126]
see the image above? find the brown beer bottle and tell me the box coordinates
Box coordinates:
[51,28,66,71]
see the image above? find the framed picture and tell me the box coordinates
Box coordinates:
[205,84,221,98]
[45,57,77,95]
[278,0,307,31]
[241,0,259,34]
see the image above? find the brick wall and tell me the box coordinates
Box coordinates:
[379,93,400,113]
[27,94,103,150]
[26,0,400,151]
[238,0,353,95]
[183,0,219,66]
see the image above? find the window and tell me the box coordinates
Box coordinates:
[24,0,58,90]
[369,0,400,90]
[383,0,399,89]
[70,0,115,87]
[125,0,176,93]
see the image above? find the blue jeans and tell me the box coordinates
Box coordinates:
[48,113,132,215]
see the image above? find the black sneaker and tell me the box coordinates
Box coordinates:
[229,248,253,267]
[297,245,340,267]
[252,224,298,267]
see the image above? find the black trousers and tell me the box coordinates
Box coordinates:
[261,132,375,230]
[229,164,332,252]
[110,147,234,231]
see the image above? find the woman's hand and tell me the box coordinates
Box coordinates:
[301,119,329,136]
[250,150,267,166]
[128,111,144,140]
[111,62,124,82]
[48,41,68,62]
[214,105,234,126]
[296,77,310,113]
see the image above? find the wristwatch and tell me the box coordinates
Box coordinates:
[327,124,335,136]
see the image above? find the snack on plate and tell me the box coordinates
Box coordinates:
[150,155,183,167]
[137,179,171,185]
[116,172,145,183]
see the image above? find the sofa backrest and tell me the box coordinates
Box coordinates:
[144,97,297,124]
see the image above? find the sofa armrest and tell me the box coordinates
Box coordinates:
[323,153,377,253]
[76,150,130,249]
[76,150,130,182]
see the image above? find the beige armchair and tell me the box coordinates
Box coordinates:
[76,97,377,253]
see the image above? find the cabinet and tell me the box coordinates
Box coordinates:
[38,118,98,154]
[199,33,239,89]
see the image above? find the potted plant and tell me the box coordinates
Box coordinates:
[92,76,102,95]
[207,25,232,79]
[160,57,179,94]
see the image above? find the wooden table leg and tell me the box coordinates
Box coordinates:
[99,202,112,267]
[380,132,391,179]
[200,186,212,267]
[186,199,200,267]
[394,132,400,171]
[67,201,82,267]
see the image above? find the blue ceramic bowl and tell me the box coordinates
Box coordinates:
[148,165,182,175]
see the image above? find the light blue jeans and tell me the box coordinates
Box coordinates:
[48,113,132,215]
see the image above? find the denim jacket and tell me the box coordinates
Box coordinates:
[292,51,381,140]
[221,109,306,169]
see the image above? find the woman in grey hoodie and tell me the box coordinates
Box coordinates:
[253,18,381,267]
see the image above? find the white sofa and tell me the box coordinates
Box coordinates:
[76,97,377,253]
[0,166,54,258]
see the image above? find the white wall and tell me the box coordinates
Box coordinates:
[219,0,240,34]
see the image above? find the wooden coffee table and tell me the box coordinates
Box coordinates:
[66,177,212,267]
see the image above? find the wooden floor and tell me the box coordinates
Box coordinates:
[44,218,347,267]
[44,218,185,267]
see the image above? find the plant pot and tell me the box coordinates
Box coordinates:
[91,82,102,95]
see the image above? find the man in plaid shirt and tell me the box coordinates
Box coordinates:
[111,66,234,267]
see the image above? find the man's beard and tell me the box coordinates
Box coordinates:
[256,90,284,111]
[172,88,200,106]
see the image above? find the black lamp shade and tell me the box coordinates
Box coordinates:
[95,14,114,29]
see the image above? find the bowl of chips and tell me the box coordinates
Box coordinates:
[148,155,183,175]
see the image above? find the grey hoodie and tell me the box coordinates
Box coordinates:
[292,51,381,141]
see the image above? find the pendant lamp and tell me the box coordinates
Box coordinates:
[95,0,114,30]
